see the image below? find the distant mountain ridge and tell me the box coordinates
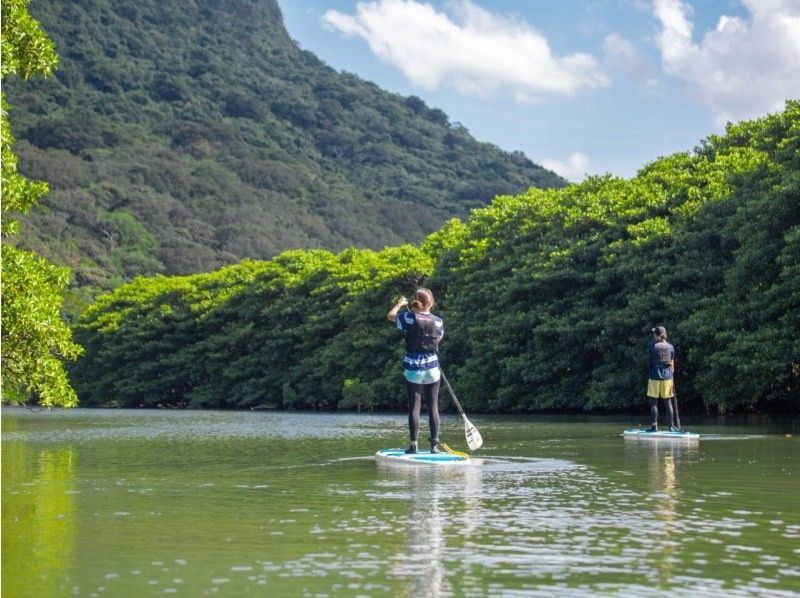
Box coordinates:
[7,0,564,298]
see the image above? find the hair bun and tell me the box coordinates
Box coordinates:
[413,288,434,310]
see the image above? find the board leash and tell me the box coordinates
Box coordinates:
[440,443,469,459]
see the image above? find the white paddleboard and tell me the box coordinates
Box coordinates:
[375,448,469,465]
[623,428,700,441]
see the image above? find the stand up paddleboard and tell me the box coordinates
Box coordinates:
[623,428,700,441]
[375,448,469,466]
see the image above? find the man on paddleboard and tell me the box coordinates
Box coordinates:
[646,326,677,432]
[387,288,444,454]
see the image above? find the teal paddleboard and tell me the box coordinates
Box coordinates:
[375,448,469,465]
[623,428,700,441]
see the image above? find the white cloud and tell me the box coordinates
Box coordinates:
[653,0,800,124]
[542,152,595,182]
[603,33,659,89]
[323,0,610,101]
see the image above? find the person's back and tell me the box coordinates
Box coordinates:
[648,339,675,380]
[387,288,444,454]
[645,326,676,432]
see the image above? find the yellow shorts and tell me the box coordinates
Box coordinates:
[647,379,674,399]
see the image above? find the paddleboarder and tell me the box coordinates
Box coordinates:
[387,288,444,454]
[646,325,677,432]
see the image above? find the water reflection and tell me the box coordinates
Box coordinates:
[376,457,595,595]
[625,440,699,590]
[652,445,678,588]
[405,468,447,597]
[2,444,76,597]
[3,410,798,595]
[376,462,485,597]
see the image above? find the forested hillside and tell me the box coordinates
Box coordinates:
[5,0,563,306]
[70,103,800,414]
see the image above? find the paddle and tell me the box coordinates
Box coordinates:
[439,369,483,450]
[672,379,682,430]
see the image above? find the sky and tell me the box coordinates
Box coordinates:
[275,0,800,181]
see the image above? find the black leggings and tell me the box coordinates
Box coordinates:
[649,397,674,427]
[406,379,441,443]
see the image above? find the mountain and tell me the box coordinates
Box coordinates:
[69,103,800,413]
[6,0,564,301]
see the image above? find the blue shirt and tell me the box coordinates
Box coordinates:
[647,340,675,380]
[396,311,444,380]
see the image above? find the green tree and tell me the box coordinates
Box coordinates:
[1,0,81,406]
[69,103,799,415]
[3,0,565,310]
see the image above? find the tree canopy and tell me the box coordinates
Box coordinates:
[71,102,800,414]
[5,0,564,312]
[2,0,81,407]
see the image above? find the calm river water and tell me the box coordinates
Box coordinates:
[2,408,798,596]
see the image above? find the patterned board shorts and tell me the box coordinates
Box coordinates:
[647,379,674,399]
[404,367,441,384]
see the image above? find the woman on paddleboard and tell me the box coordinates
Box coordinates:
[387,288,444,454]
[646,325,677,432]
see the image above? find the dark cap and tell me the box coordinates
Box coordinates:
[651,326,667,336]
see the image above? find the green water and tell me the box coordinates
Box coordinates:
[2,408,798,596]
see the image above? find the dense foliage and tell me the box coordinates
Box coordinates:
[2,0,81,407]
[72,103,799,413]
[432,102,799,415]
[71,247,432,409]
[5,0,563,309]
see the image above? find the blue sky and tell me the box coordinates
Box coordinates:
[276,1,800,181]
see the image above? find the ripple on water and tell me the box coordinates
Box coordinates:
[3,410,798,595]
[0,409,401,443]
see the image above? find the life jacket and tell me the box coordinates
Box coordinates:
[650,341,673,367]
[405,312,441,353]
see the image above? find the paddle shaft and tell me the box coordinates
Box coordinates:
[440,368,484,450]
[439,369,465,416]
[672,379,681,429]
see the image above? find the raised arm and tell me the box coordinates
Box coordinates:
[387,296,408,323]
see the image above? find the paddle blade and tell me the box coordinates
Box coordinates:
[463,416,483,450]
